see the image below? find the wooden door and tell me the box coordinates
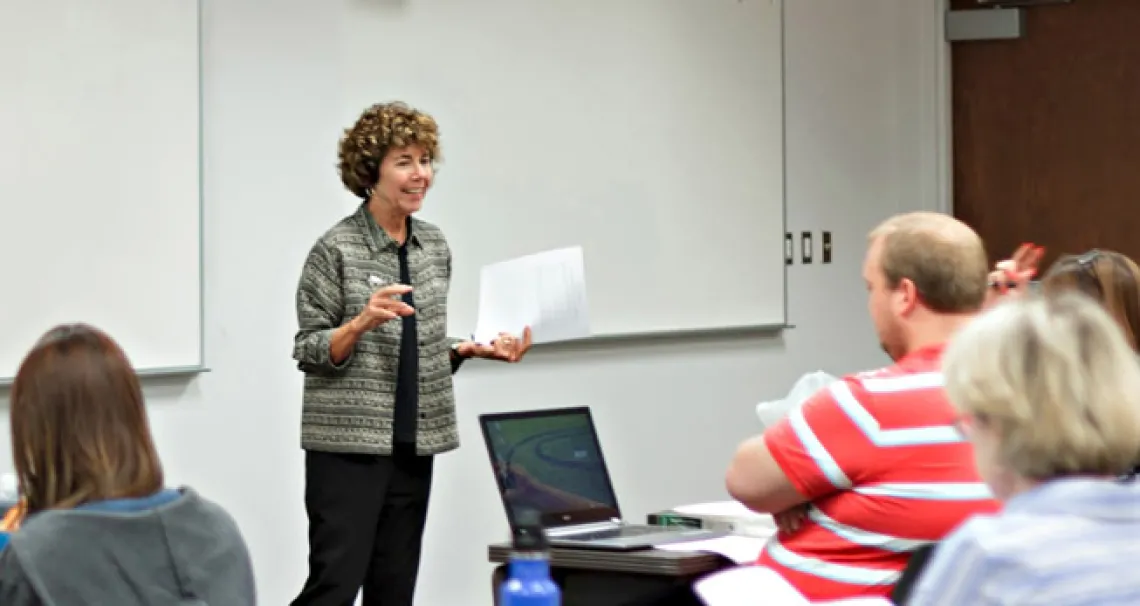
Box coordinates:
[950,0,1140,266]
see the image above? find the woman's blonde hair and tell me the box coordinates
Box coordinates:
[943,292,1140,480]
[10,324,164,513]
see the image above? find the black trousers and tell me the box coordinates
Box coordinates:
[291,444,435,606]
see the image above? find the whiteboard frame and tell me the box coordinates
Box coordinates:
[0,0,208,385]
[527,322,794,353]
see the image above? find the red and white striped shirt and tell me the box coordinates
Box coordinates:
[759,344,1001,601]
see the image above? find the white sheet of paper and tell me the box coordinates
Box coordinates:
[756,370,838,429]
[473,246,590,344]
[672,501,771,521]
[654,535,769,565]
[693,565,893,606]
[815,599,893,605]
[694,565,809,605]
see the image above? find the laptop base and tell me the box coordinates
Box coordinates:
[548,526,725,552]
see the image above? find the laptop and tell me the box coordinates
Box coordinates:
[479,406,724,551]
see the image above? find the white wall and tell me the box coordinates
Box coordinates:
[0,1,949,605]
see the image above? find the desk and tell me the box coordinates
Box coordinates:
[488,543,731,606]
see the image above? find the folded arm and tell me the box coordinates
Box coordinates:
[727,378,871,515]
[293,240,357,374]
[726,435,810,514]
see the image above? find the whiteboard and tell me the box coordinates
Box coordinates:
[336,0,786,339]
[0,0,202,379]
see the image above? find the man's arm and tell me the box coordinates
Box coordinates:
[725,378,873,514]
[726,435,809,513]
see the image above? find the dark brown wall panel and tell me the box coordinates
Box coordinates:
[951,0,1140,267]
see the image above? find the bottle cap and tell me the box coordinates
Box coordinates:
[511,509,549,552]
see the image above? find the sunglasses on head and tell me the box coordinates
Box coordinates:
[1062,249,1106,298]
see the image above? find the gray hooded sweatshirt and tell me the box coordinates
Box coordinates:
[0,487,255,606]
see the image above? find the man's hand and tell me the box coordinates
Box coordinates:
[773,503,810,534]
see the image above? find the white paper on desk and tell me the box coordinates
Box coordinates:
[673,501,772,522]
[694,565,892,606]
[473,246,591,345]
[654,535,769,565]
[695,566,808,605]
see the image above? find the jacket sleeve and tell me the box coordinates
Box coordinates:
[445,246,467,375]
[292,239,354,375]
[0,547,46,606]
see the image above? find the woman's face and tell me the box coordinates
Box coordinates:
[374,144,433,216]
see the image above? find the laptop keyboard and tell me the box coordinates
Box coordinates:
[568,526,663,541]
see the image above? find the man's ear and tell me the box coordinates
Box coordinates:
[893,277,921,316]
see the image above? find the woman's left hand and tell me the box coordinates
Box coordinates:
[457,327,533,362]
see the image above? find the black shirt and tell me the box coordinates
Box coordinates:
[392,224,419,444]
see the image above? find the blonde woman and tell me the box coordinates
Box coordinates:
[907,293,1140,605]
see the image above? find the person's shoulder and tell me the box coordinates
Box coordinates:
[846,363,946,413]
[920,515,1013,582]
[168,488,244,536]
[305,210,371,261]
[7,506,74,545]
[964,498,1140,602]
[803,372,871,410]
[410,216,449,248]
[316,211,368,245]
[909,515,1034,606]
[850,363,942,391]
[796,367,949,437]
[943,509,1055,566]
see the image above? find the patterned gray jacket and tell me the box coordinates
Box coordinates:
[292,204,462,456]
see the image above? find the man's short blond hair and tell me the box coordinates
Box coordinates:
[943,293,1140,480]
[868,212,988,313]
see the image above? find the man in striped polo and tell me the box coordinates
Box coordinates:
[725,212,1002,601]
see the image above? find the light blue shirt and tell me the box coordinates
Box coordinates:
[908,477,1140,605]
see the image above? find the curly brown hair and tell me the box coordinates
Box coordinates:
[337,101,441,199]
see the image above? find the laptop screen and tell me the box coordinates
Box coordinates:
[481,407,622,529]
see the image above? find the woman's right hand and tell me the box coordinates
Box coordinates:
[351,284,415,332]
[984,243,1044,307]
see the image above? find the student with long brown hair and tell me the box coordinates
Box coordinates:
[986,244,1140,351]
[0,324,256,606]
[1041,249,1140,350]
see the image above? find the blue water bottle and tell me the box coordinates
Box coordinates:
[499,510,561,606]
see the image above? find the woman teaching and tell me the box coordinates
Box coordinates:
[290,101,532,606]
